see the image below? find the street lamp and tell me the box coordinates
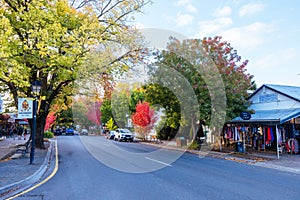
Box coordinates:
[30,81,41,164]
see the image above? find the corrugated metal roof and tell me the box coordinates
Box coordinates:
[265,84,300,100]
[248,84,300,101]
[230,108,300,125]
[266,84,300,100]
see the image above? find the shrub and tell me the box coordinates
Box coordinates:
[44,131,54,138]
[188,140,200,150]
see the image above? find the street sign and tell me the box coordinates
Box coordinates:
[18,98,33,119]
[240,111,251,120]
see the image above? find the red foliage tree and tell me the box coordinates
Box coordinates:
[44,112,56,132]
[131,102,157,139]
[86,101,102,126]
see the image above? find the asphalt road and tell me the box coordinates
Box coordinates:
[20,136,300,200]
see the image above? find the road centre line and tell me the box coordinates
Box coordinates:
[145,157,172,167]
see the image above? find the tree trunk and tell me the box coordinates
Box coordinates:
[35,117,45,149]
[28,100,48,149]
[191,117,198,141]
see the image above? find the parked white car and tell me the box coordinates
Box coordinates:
[114,128,134,142]
[81,129,88,135]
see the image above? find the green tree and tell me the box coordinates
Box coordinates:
[147,36,255,141]
[0,0,149,148]
[129,88,145,113]
[111,87,130,128]
[143,83,180,140]
[100,99,113,124]
[55,107,74,127]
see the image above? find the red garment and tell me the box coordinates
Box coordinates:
[286,141,290,152]
[265,127,272,145]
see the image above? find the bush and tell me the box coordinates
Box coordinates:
[44,131,54,138]
[188,140,200,150]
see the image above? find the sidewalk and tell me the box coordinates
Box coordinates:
[0,137,53,198]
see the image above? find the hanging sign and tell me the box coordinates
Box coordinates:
[240,111,251,120]
[18,98,33,119]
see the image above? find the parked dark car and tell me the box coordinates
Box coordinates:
[54,128,63,136]
[66,128,75,136]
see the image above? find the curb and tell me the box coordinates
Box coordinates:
[0,140,54,196]
[254,162,300,174]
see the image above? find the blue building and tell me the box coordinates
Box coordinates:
[227,84,300,155]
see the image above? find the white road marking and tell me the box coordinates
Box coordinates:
[145,157,172,167]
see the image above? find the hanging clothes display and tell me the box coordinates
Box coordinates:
[265,127,275,146]
[285,138,299,154]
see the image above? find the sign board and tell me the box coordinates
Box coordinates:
[18,98,33,119]
[240,111,251,120]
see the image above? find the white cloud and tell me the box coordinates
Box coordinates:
[252,48,297,69]
[250,48,300,87]
[186,4,198,13]
[220,22,274,50]
[196,17,233,37]
[175,0,191,6]
[213,6,232,18]
[174,0,197,13]
[176,14,194,27]
[239,3,266,17]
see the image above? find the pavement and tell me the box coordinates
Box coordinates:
[0,136,53,199]
[0,136,299,198]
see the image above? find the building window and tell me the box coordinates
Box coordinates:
[259,93,278,103]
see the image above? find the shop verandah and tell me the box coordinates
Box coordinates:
[223,108,300,159]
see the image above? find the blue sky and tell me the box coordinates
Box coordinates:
[134,0,300,87]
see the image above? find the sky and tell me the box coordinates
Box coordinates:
[133,0,300,88]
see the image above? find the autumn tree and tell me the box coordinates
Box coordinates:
[131,101,157,140]
[0,0,150,148]
[44,112,57,132]
[147,36,255,141]
[85,101,102,134]
[106,117,118,131]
